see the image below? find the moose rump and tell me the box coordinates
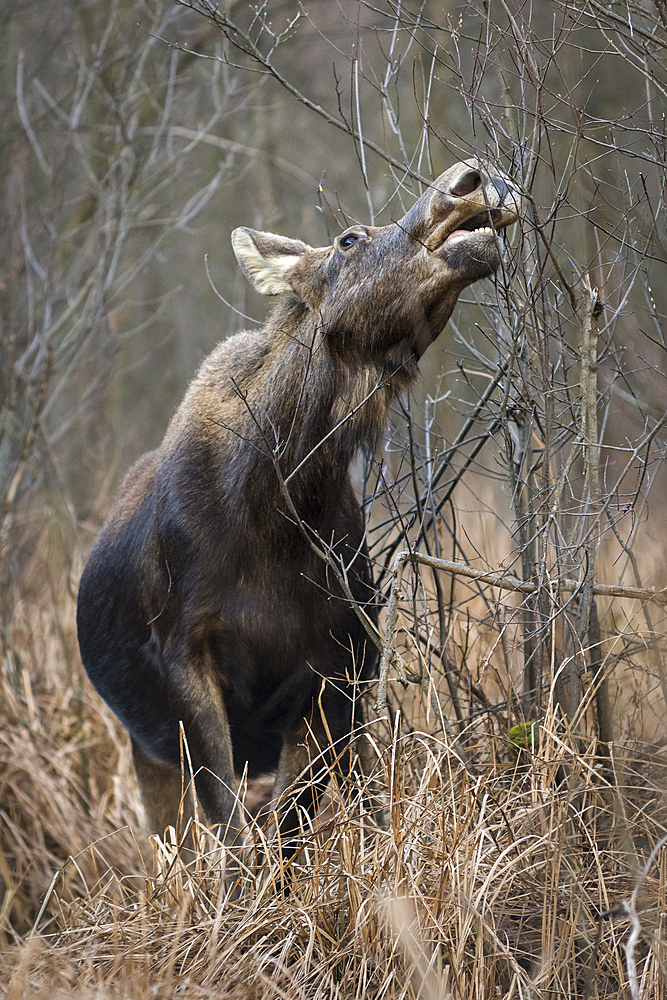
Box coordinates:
[77,157,523,850]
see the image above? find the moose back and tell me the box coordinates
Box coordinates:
[77,159,523,845]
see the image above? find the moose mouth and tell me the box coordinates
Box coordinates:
[443,208,506,245]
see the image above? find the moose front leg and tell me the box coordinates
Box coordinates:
[269,689,361,862]
[177,670,245,846]
[269,703,387,861]
[271,714,332,855]
[132,658,245,846]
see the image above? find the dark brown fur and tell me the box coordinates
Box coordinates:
[77,160,522,848]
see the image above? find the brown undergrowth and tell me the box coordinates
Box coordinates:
[1,586,666,999]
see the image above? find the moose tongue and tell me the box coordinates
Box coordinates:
[446,229,475,242]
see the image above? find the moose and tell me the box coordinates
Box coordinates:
[77,159,523,854]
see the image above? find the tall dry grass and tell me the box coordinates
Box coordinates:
[1,571,666,999]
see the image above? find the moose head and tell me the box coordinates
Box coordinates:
[232,158,522,362]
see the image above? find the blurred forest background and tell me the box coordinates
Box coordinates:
[1,1,667,997]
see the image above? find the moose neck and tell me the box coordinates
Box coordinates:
[237,298,418,512]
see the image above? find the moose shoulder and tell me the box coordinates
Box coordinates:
[77,159,523,846]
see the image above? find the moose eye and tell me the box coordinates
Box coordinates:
[339,231,363,250]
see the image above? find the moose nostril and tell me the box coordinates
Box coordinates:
[450,168,482,198]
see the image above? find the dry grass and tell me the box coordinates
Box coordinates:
[1,582,666,999]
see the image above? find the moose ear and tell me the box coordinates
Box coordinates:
[231,228,311,296]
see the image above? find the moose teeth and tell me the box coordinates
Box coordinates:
[445,225,496,244]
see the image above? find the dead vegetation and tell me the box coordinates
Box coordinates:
[1,573,666,999]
